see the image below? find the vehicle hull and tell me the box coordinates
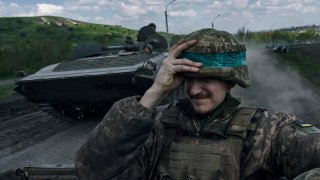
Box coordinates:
[15,73,153,111]
[15,52,166,114]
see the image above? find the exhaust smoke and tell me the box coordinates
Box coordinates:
[232,45,320,124]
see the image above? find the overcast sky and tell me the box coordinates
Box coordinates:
[1,0,319,34]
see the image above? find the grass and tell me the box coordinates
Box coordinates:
[0,84,16,101]
[0,16,139,77]
[275,45,320,87]
[280,54,320,76]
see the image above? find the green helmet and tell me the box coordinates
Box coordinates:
[179,28,251,88]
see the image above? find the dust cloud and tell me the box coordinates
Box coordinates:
[232,44,320,124]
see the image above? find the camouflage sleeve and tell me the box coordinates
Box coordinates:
[240,110,320,179]
[240,110,292,179]
[272,118,320,178]
[74,96,165,180]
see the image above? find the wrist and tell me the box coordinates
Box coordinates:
[139,86,167,109]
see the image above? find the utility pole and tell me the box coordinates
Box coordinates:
[165,0,175,33]
[165,0,175,49]
[211,14,220,29]
[269,25,274,47]
[165,11,168,33]
[242,21,249,44]
[269,29,272,47]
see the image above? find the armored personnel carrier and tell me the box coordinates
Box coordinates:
[1,27,173,179]
[15,33,168,115]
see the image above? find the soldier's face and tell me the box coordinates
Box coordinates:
[185,77,232,115]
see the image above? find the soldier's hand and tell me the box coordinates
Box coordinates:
[152,39,202,94]
[139,40,202,109]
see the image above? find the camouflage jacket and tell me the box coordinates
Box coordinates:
[74,96,320,180]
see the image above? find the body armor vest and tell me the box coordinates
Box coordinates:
[159,107,258,180]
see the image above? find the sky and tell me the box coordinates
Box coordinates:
[0,0,320,34]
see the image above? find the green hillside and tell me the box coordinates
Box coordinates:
[0,16,140,77]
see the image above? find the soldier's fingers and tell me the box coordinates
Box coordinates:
[172,64,201,73]
[169,40,197,58]
[171,59,202,67]
[169,39,186,51]
[169,39,186,50]
[170,40,197,57]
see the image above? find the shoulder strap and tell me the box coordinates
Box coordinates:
[226,107,258,139]
[158,106,181,178]
[158,105,180,147]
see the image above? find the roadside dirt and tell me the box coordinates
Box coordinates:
[0,93,77,159]
[0,92,100,175]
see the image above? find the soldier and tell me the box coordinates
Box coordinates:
[74,28,320,179]
[137,23,168,51]
[137,23,157,42]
